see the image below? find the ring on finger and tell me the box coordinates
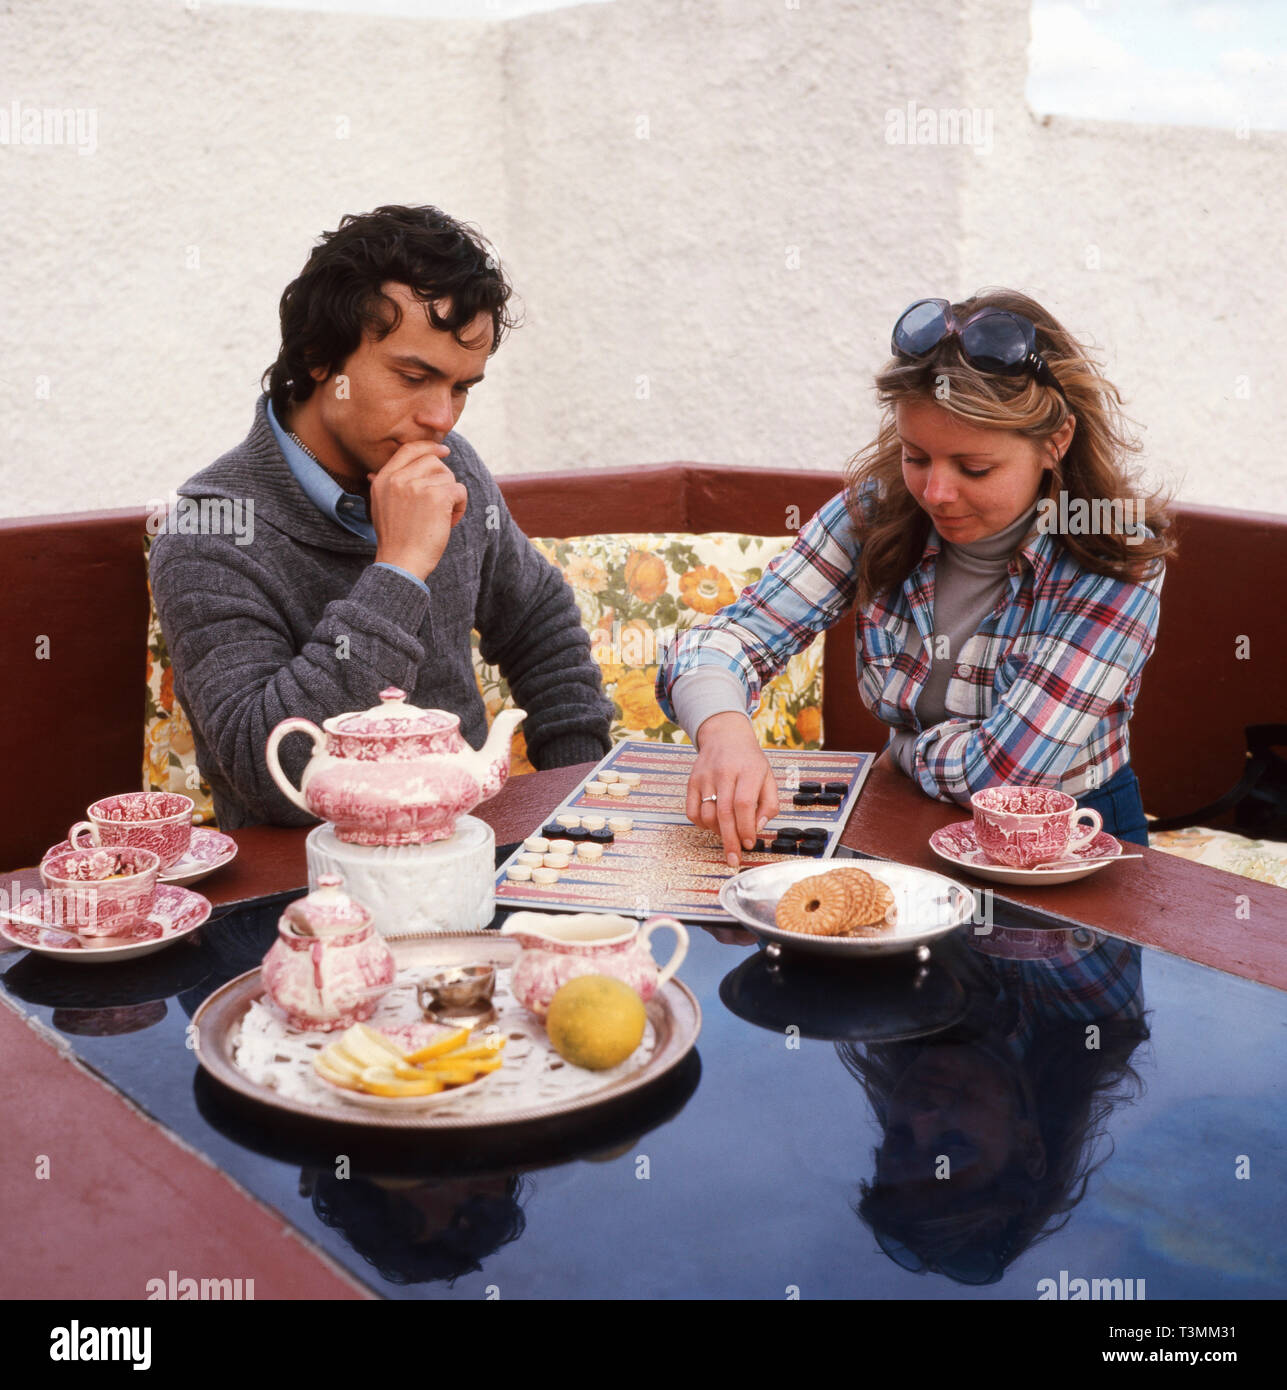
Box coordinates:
[701,794,719,803]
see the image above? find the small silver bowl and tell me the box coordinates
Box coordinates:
[417,963,497,1027]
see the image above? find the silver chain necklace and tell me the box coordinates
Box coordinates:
[288,431,369,494]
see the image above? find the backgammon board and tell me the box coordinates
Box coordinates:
[494,740,876,924]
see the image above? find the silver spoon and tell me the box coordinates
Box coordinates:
[1033,853,1146,870]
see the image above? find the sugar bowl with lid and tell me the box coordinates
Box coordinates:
[261,875,396,1032]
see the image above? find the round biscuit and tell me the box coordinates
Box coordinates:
[842,881,897,936]
[847,878,894,928]
[822,867,879,927]
[775,874,856,936]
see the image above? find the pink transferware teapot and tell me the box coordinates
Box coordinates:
[501,912,689,1021]
[262,875,396,1032]
[266,687,526,846]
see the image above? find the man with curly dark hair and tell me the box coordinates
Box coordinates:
[149,205,611,829]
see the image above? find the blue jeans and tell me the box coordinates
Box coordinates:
[1076,764,1149,847]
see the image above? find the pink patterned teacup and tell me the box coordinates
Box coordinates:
[68,792,194,869]
[970,786,1103,869]
[39,846,163,937]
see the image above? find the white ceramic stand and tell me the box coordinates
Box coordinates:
[305,816,495,938]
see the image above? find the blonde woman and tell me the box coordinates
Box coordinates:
[658,290,1174,864]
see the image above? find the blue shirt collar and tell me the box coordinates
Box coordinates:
[265,399,376,544]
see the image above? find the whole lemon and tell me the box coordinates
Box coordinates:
[545,974,647,1071]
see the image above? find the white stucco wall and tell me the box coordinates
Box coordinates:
[2,0,1283,518]
[954,0,1284,513]
[0,0,507,518]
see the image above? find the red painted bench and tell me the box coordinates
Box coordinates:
[2,463,1282,867]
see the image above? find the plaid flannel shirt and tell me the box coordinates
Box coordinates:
[969,932,1146,1056]
[656,490,1164,808]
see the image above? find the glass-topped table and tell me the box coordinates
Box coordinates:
[3,846,1283,1302]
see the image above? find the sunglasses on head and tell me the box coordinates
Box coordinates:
[874,1227,1010,1285]
[891,298,1069,404]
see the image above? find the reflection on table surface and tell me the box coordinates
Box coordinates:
[3,868,1284,1302]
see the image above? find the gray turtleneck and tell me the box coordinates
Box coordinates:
[889,504,1039,775]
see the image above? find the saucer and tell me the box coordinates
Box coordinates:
[157,829,238,886]
[929,821,1123,886]
[0,884,213,962]
[44,828,237,888]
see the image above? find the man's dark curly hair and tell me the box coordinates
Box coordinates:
[262,204,517,415]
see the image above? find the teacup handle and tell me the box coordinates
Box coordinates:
[68,820,100,849]
[1068,808,1103,853]
[640,915,689,988]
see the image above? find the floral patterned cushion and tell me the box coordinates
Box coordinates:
[143,531,824,814]
[1149,826,1287,888]
[142,533,217,824]
[473,533,825,774]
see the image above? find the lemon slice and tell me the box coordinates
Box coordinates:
[405,1027,471,1063]
[314,1055,361,1088]
[434,1041,506,1063]
[322,1048,366,1080]
[356,1066,447,1097]
[391,1062,436,1081]
[354,1023,406,1059]
[337,1026,407,1069]
[419,1058,503,1085]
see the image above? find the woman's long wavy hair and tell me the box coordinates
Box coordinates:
[844,289,1176,608]
[837,940,1152,1284]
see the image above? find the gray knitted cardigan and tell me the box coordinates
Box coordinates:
[148,395,611,829]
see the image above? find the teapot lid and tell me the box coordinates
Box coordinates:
[281,874,372,937]
[328,687,459,739]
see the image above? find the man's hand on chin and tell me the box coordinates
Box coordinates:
[371,441,469,581]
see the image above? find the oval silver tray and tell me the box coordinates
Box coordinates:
[718,858,976,958]
[192,932,701,1130]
